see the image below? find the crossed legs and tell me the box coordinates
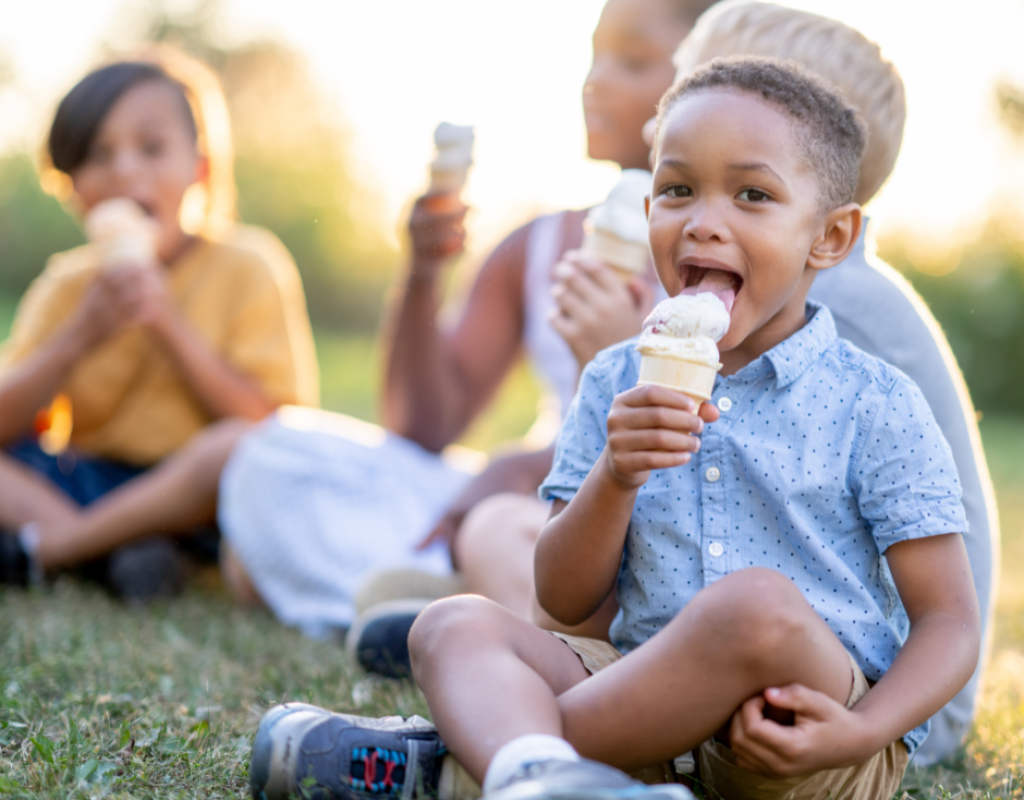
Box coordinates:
[0,418,251,571]
[409,567,853,785]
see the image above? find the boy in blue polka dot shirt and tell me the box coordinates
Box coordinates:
[250,57,979,800]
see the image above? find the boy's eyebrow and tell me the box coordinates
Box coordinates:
[728,162,786,184]
[655,159,788,187]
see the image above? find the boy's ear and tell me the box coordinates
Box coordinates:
[644,195,650,219]
[807,204,862,272]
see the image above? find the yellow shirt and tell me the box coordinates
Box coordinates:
[0,230,319,466]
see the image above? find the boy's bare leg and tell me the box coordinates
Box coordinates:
[456,493,621,640]
[0,453,80,528]
[558,568,852,771]
[411,569,853,783]
[410,595,592,783]
[33,418,252,569]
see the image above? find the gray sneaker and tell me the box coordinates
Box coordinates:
[484,759,695,800]
[249,702,447,799]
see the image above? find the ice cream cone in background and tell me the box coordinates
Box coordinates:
[85,197,159,268]
[581,168,652,282]
[426,122,474,213]
[635,292,731,402]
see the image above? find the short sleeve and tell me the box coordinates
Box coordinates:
[854,376,967,552]
[538,352,618,503]
[220,228,320,409]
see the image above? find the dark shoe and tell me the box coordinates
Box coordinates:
[250,702,447,799]
[0,531,29,586]
[346,599,432,679]
[106,538,186,602]
[485,759,695,800]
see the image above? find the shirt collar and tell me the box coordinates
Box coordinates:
[727,301,838,390]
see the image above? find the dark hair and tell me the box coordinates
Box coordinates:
[656,56,867,209]
[48,62,197,175]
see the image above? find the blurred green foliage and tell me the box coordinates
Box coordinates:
[0,155,86,298]
[879,224,1024,417]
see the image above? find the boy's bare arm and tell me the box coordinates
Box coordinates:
[115,266,275,421]
[729,532,979,775]
[0,271,138,444]
[535,385,717,625]
[846,532,980,753]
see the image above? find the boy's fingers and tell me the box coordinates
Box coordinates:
[611,429,701,455]
[620,384,698,413]
[763,684,832,718]
[698,402,720,424]
[614,406,704,436]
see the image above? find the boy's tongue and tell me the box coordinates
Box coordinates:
[681,269,736,313]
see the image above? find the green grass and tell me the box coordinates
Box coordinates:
[0,296,1021,798]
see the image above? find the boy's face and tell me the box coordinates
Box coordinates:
[71,80,205,263]
[584,0,691,171]
[648,89,831,367]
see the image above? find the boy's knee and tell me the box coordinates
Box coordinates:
[693,568,809,660]
[408,594,504,675]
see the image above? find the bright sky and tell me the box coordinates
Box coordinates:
[2,0,1023,257]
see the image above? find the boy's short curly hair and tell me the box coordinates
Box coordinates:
[655,56,867,210]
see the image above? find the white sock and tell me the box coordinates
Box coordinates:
[482,734,580,793]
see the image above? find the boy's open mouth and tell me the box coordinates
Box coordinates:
[679,261,743,313]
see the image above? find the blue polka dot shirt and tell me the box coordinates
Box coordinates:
[539,302,966,755]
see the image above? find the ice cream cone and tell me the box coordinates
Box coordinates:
[636,350,720,402]
[85,197,158,268]
[581,227,650,280]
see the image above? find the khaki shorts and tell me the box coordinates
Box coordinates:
[550,632,909,800]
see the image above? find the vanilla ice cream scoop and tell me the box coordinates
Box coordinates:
[581,169,652,279]
[429,122,474,194]
[635,292,731,401]
[85,198,159,268]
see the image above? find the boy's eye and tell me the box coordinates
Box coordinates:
[85,145,111,166]
[738,188,770,202]
[141,140,164,158]
[662,184,692,199]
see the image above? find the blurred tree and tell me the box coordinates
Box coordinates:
[138,0,399,330]
[0,0,397,331]
[879,223,1024,417]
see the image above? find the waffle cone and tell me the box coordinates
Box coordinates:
[637,351,720,402]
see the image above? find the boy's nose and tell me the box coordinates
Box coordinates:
[682,201,727,243]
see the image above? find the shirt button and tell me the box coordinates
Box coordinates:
[708,542,724,558]
[705,467,721,482]
[717,396,733,412]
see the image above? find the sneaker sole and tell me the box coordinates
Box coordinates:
[250,703,329,800]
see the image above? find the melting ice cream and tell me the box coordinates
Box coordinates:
[635,292,731,401]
